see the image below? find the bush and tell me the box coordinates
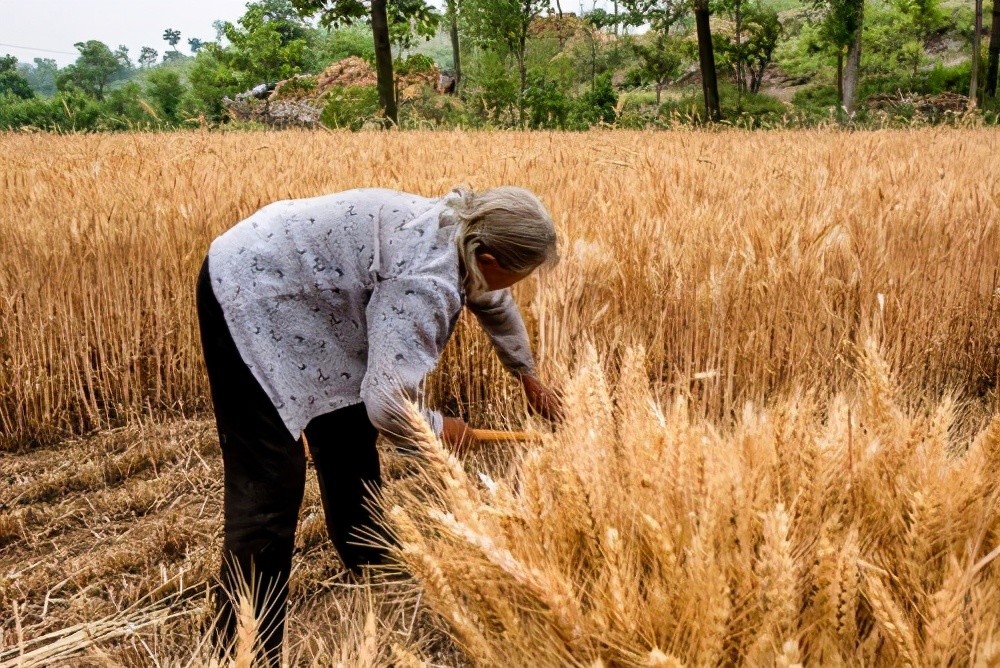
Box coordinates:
[395,54,436,77]
[467,52,519,125]
[659,83,787,127]
[622,67,647,89]
[570,72,618,127]
[105,82,158,129]
[0,93,60,129]
[922,61,971,95]
[400,93,477,128]
[523,74,571,129]
[145,69,186,123]
[320,85,380,130]
[791,84,841,117]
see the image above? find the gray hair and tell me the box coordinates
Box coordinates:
[444,186,558,294]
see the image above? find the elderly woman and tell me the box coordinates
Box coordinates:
[196,186,560,662]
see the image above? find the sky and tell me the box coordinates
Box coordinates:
[1,0,617,68]
[0,0,252,66]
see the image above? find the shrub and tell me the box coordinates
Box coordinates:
[395,54,436,77]
[523,74,571,129]
[570,72,618,127]
[319,85,380,130]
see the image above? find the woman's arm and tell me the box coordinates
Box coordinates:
[466,289,563,422]
[465,289,536,376]
[360,274,472,447]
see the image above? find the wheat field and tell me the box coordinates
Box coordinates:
[1,129,1000,665]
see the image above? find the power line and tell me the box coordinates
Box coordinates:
[0,42,79,56]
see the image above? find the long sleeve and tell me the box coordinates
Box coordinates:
[466,289,536,377]
[359,274,462,443]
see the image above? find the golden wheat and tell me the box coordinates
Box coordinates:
[2,129,998,447]
[2,128,1000,665]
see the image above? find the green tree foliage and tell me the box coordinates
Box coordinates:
[811,0,864,104]
[573,71,618,125]
[461,0,551,124]
[146,69,186,122]
[163,29,182,51]
[1,55,35,100]
[389,0,441,51]
[22,58,58,96]
[219,0,313,84]
[115,45,134,70]
[187,44,243,120]
[632,31,686,103]
[714,1,782,94]
[188,38,206,53]
[290,0,439,39]
[523,72,570,128]
[291,0,441,125]
[56,41,126,100]
[139,47,159,68]
[313,24,376,64]
[891,0,947,76]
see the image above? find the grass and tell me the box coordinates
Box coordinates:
[1,128,999,664]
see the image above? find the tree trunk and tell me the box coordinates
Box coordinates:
[518,31,527,127]
[449,0,462,89]
[971,0,983,107]
[735,0,744,99]
[837,50,844,104]
[987,0,1000,97]
[370,0,397,126]
[842,3,863,115]
[694,0,722,121]
[657,82,663,105]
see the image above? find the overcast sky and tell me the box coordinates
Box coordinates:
[1,0,615,68]
[0,0,252,66]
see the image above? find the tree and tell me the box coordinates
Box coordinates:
[23,58,58,96]
[842,2,863,115]
[189,38,206,53]
[971,0,982,107]
[715,1,782,97]
[892,0,945,77]
[812,0,864,115]
[220,0,313,84]
[115,45,133,70]
[0,55,35,99]
[163,29,182,52]
[56,41,124,100]
[389,0,441,54]
[146,69,186,122]
[188,44,242,120]
[139,46,159,68]
[694,0,722,120]
[447,0,462,88]
[620,0,719,119]
[461,0,551,125]
[987,0,999,97]
[633,31,684,104]
[290,0,440,126]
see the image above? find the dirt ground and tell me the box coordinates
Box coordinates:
[0,420,460,666]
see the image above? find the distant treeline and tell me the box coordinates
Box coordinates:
[1,0,998,131]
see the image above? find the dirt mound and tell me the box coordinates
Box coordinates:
[224,56,442,127]
[270,56,379,102]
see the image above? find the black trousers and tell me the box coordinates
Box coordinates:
[196,258,387,665]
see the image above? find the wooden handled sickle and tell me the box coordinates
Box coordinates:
[469,428,543,444]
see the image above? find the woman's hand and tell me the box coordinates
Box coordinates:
[441,416,477,455]
[521,374,564,423]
